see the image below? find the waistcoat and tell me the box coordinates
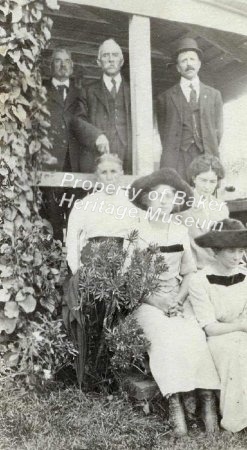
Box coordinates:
[180,93,203,152]
[105,83,128,146]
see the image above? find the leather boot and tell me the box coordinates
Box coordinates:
[199,389,219,433]
[182,391,197,421]
[169,393,188,437]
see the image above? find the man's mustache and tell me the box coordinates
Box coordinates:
[186,66,195,71]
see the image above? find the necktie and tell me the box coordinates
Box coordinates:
[189,84,197,108]
[57,85,67,101]
[110,78,117,99]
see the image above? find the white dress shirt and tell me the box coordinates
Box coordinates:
[103,73,122,93]
[180,76,200,102]
[52,77,70,100]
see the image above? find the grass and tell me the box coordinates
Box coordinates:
[0,384,247,450]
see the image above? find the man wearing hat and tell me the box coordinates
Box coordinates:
[157,38,223,182]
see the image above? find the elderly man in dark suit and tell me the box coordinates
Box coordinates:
[42,48,109,241]
[77,39,132,174]
[157,38,223,182]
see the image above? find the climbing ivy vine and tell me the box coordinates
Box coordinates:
[0,0,73,383]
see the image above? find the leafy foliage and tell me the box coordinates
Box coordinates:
[0,0,69,384]
[106,315,149,374]
[77,233,167,385]
[0,312,77,386]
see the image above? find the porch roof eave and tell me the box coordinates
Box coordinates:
[61,0,247,37]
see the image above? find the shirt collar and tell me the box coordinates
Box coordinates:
[52,78,70,88]
[180,76,200,89]
[103,73,122,92]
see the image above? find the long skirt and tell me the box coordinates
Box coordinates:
[135,301,219,397]
[208,331,247,432]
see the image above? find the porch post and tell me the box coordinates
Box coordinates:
[129,15,154,175]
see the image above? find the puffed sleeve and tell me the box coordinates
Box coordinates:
[189,272,217,328]
[180,227,197,275]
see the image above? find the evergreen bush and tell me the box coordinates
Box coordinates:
[75,232,167,388]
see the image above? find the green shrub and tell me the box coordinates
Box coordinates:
[76,233,167,387]
[0,312,77,387]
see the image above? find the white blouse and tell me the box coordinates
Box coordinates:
[189,265,247,328]
[137,215,197,281]
[66,189,139,274]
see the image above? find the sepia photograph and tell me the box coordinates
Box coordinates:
[1,0,247,449]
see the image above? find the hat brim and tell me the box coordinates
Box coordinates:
[129,168,193,212]
[175,47,203,60]
[195,230,247,249]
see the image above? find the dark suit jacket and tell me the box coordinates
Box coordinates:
[157,82,223,170]
[44,80,101,172]
[82,77,132,174]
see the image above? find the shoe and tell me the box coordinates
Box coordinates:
[199,389,219,433]
[182,391,197,421]
[169,393,188,437]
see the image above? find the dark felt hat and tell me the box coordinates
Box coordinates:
[195,218,247,249]
[174,37,203,60]
[128,168,193,212]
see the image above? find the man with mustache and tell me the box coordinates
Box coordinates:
[157,38,223,182]
[44,48,109,173]
[76,39,132,174]
[41,48,108,241]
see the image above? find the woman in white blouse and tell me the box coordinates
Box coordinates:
[128,168,220,437]
[189,218,247,433]
[66,153,138,274]
[64,154,138,384]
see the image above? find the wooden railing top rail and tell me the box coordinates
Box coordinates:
[37,172,247,214]
[38,172,137,188]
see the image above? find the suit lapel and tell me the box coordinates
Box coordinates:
[170,84,183,119]
[94,79,110,113]
[122,79,130,116]
[170,81,210,120]
[199,82,209,117]
[64,83,77,111]
[48,82,64,107]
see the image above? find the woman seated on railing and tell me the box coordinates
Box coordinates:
[63,153,138,384]
[189,218,247,433]
[66,153,137,275]
[181,154,229,269]
[128,168,220,437]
